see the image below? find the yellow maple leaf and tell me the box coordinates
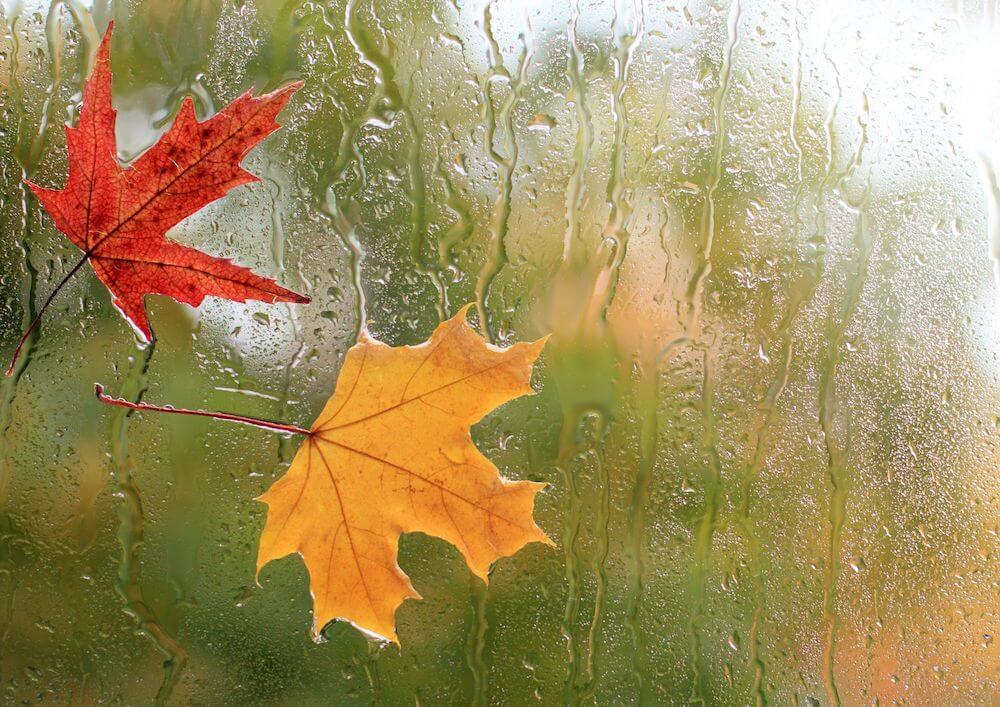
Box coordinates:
[254,305,552,643]
[96,305,551,644]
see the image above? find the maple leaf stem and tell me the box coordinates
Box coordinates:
[94,383,313,437]
[6,252,92,377]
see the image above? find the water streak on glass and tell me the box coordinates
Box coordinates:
[686,3,741,703]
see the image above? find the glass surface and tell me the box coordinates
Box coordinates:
[1,0,997,703]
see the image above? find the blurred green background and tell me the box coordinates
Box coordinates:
[0,0,997,703]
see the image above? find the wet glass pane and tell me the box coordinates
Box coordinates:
[1,0,997,703]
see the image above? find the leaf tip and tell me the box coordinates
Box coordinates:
[259,79,304,110]
[523,332,551,359]
[97,21,114,58]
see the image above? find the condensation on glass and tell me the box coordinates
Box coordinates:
[0,0,997,704]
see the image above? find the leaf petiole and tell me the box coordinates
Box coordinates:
[94,383,313,437]
[6,251,93,377]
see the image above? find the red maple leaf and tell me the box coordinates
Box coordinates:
[7,23,308,374]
